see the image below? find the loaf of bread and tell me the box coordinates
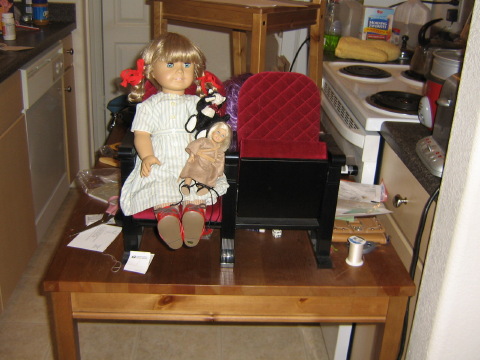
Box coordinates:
[334,37,400,63]
[367,40,401,61]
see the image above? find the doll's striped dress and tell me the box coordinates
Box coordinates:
[120,92,228,216]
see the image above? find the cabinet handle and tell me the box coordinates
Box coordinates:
[65,48,74,55]
[393,194,408,208]
[65,86,72,92]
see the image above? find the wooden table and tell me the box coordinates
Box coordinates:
[43,191,415,359]
[152,0,325,85]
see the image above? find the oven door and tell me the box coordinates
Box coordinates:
[321,89,380,185]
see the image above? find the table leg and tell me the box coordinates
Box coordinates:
[378,296,409,360]
[49,292,80,360]
[232,30,247,76]
[250,13,267,74]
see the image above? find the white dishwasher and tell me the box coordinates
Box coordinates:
[20,42,69,242]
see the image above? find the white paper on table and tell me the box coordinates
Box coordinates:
[85,214,116,225]
[124,251,155,274]
[338,181,385,203]
[335,199,391,217]
[67,224,122,252]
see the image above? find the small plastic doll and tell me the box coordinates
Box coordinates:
[119,32,229,250]
[180,121,232,196]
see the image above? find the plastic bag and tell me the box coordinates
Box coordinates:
[76,168,121,203]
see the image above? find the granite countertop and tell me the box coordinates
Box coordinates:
[0,3,76,83]
[380,122,442,196]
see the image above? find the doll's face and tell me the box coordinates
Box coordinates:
[212,128,227,144]
[152,61,195,95]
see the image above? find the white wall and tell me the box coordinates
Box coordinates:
[406,1,480,358]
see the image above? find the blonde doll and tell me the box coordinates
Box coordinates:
[119,32,229,250]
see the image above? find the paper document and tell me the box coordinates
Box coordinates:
[338,181,386,203]
[124,251,155,274]
[336,199,391,217]
[68,224,121,252]
[336,181,390,217]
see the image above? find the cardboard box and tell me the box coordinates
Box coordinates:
[361,7,395,41]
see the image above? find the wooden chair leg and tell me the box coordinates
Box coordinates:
[152,1,164,38]
[232,30,248,76]
[250,13,267,74]
[308,4,324,86]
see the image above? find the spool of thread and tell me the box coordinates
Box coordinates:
[346,236,366,266]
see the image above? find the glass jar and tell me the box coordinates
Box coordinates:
[32,0,48,26]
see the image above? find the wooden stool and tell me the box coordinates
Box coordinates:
[152,0,325,85]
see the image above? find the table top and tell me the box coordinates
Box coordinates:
[158,0,315,9]
[43,190,415,298]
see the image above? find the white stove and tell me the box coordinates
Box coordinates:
[321,61,425,184]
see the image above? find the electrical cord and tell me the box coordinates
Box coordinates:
[390,0,459,8]
[289,37,310,73]
[396,186,440,360]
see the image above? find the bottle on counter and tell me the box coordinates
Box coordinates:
[324,0,342,52]
[32,0,48,26]
[338,0,364,39]
[2,12,16,40]
[392,0,431,49]
[23,0,33,23]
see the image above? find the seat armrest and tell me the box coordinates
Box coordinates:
[118,131,136,185]
[320,133,346,167]
[224,131,239,179]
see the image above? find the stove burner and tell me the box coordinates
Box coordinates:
[366,91,422,115]
[340,65,392,79]
[402,70,426,83]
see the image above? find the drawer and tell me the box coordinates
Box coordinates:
[0,72,22,135]
[379,143,436,252]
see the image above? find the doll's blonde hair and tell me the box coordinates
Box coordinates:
[128,32,206,102]
[207,122,232,152]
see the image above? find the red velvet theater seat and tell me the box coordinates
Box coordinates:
[219,72,344,268]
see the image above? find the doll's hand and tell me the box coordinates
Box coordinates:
[140,155,161,177]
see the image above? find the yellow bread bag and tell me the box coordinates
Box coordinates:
[335,37,400,63]
[367,40,401,61]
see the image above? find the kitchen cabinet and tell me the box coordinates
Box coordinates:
[349,142,436,360]
[62,34,80,183]
[0,72,37,313]
[0,31,78,313]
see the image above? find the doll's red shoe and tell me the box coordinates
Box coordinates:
[201,228,214,239]
[182,203,206,247]
[155,206,183,250]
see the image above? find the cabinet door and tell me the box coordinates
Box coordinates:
[0,114,37,312]
[63,34,74,70]
[378,143,436,359]
[379,143,435,267]
[350,143,437,360]
[63,66,80,182]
